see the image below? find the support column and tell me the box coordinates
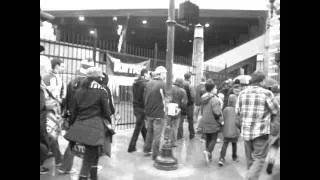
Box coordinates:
[192,24,204,87]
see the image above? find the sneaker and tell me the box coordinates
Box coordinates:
[57,168,77,175]
[218,158,225,167]
[40,167,50,175]
[144,151,152,156]
[203,151,210,165]
[128,146,137,153]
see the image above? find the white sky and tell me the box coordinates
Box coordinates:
[41,0,268,11]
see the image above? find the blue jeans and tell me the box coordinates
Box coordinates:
[143,117,164,160]
[244,134,269,180]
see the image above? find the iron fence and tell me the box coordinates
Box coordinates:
[41,33,226,130]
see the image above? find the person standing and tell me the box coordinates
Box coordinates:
[128,69,149,152]
[180,72,196,139]
[235,71,279,180]
[197,79,223,164]
[218,94,241,166]
[65,67,112,180]
[43,58,65,103]
[58,59,94,175]
[171,78,188,144]
[143,66,167,160]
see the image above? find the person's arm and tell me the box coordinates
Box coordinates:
[235,95,241,115]
[266,93,279,116]
[101,89,112,124]
[181,89,188,107]
[211,97,222,121]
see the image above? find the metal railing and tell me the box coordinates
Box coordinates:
[41,33,225,130]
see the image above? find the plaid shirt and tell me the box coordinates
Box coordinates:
[236,85,279,140]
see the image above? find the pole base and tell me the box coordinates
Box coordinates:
[154,157,178,171]
[153,148,178,171]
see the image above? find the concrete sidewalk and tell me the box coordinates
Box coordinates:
[40,122,278,180]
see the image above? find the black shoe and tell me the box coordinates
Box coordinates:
[128,146,137,153]
[40,167,50,175]
[90,167,98,180]
[189,134,195,140]
[266,162,274,174]
[218,158,225,167]
[78,175,88,180]
[232,156,239,162]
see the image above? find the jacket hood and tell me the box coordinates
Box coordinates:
[227,94,237,107]
[201,92,215,105]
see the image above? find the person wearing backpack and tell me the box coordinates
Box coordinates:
[179,72,196,140]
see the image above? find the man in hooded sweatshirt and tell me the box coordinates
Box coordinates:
[128,69,149,152]
[197,79,223,164]
[218,94,241,166]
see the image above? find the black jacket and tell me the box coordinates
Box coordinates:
[132,76,148,109]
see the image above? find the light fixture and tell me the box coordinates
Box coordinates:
[205,23,210,28]
[79,16,85,21]
[113,16,117,21]
[90,30,95,35]
[142,20,147,24]
[189,40,192,43]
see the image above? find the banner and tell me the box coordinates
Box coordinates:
[106,53,150,77]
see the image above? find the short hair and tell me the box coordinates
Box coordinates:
[140,68,148,76]
[234,79,240,84]
[205,79,215,92]
[184,72,191,80]
[51,58,63,70]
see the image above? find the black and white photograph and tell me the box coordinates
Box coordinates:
[40,0,280,179]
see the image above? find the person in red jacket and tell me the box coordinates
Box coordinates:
[218,94,241,166]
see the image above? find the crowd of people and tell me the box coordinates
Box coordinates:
[127,67,280,180]
[40,50,280,180]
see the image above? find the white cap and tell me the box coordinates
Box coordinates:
[86,66,104,77]
[154,66,167,75]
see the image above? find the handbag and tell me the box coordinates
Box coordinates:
[71,142,86,158]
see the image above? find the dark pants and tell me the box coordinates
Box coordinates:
[128,109,147,149]
[219,139,238,160]
[244,134,269,180]
[40,143,49,166]
[178,105,195,139]
[205,132,218,154]
[59,143,74,171]
[79,145,100,179]
[49,135,62,164]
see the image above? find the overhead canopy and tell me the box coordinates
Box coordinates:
[41,0,268,11]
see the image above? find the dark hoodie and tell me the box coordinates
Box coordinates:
[132,75,148,109]
[197,92,222,134]
[222,94,240,138]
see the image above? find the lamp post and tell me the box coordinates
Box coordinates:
[153,0,178,171]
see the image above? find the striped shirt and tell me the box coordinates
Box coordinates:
[235,86,279,140]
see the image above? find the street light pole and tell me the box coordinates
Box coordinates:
[153,0,178,171]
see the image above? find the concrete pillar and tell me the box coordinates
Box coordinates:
[192,24,204,87]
